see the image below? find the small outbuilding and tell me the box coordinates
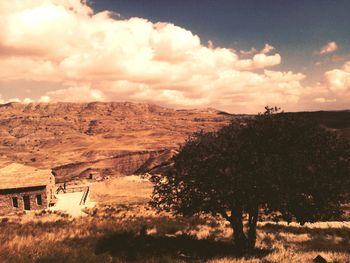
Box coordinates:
[0,163,56,214]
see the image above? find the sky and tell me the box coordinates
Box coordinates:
[0,0,349,113]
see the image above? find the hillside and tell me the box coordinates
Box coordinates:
[296,110,350,139]
[0,102,349,182]
[0,102,232,181]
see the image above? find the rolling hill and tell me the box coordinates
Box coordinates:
[0,102,348,182]
[0,102,232,181]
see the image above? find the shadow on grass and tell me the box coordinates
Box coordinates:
[95,232,271,262]
[260,223,350,253]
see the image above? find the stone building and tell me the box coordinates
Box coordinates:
[0,163,56,214]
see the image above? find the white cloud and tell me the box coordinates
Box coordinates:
[0,0,345,112]
[261,44,275,54]
[325,62,350,93]
[38,95,51,103]
[313,97,336,103]
[306,60,350,110]
[45,86,106,102]
[23,97,34,103]
[7,98,21,103]
[0,96,34,104]
[319,41,338,55]
[252,53,281,68]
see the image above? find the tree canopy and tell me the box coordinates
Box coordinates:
[150,107,350,253]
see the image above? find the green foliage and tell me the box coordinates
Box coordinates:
[151,106,350,251]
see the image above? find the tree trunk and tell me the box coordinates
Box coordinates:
[247,205,259,251]
[229,208,247,254]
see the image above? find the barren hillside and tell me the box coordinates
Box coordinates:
[0,102,233,180]
[0,102,348,182]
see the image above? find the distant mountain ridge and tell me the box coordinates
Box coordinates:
[0,102,348,182]
[0,102,232,180]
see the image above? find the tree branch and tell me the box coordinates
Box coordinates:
[220,210,230,221]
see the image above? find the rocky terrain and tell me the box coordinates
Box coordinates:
[52,149,176,183]
[0,102,233,181]
[0,102,349,182]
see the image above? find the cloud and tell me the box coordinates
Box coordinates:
[313,97,336,103]
[240,47,257,56]
[251,53,281,68]
[304,60,350,109]
[325,62,350,93]
[240,44,274,57]
[38,95,51,103]
[45,86,106,102]
[261,44,275,54]
[0,0,346,113]
[0,96,34,104]
[319,41,338,55]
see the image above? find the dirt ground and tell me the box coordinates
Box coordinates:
[48,175,152,217]
[50,191,95,217]
[89,175,153,205]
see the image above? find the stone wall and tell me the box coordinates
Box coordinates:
[0,186,47,214]
[46,174,56,206]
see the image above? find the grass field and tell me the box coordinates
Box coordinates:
[0,177,349,263]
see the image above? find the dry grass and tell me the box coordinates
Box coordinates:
[89,175,153,205]
[0,178,349,263]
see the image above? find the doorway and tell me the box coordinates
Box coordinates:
[23,195,30,210]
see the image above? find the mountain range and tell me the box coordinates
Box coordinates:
[0,102,348,182]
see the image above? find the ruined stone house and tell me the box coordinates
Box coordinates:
[0,163,55,214]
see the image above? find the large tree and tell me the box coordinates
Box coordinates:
[150,107,350,253]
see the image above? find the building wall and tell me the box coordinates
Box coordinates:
[0,186,47,214]
[46,174,56,206]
